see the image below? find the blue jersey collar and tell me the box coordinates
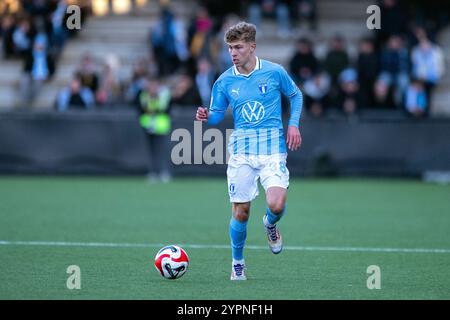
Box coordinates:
[232,56,261,77]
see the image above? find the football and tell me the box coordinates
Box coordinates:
[154,245,189,280]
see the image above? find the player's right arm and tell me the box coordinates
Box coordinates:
[195,79,229,125]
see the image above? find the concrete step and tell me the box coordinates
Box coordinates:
[32,85,60,109]
[0,62,23,85]
[317,0,374,20]
[0,86,20,110]
[59,40,149,61]
[133,1,193,18]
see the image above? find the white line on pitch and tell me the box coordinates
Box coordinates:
[0,240,450,254]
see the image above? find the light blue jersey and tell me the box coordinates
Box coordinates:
[208,57,302,155]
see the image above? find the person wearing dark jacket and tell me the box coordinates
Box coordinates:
[357,38,379,108]
[20,33,55,104]
[289,37,318,84]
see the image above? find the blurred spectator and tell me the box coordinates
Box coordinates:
[12,17,34,57]
[404,78,427,118]
[213,14,239,73]
[373,73,395,109]
[22,0,52,17]
[125,58,153,106]
[289,37,318,84]
[56,74,96,111]
[151,7,189,77]
[357,38,379,108]
[375,0,407,49]
[1,14,16,58]
[171,73,202,107]
[138,78,172,183]
[293,0,317,31]
[247,0,292,38]
[96,55,121,106]
[379,34,410,108]
[410,28,445,110]
[188,6,214,61]
[50,0,69,56]
[77,53,100,94]
[336,68,360,115]
[323,34,350,97]
[303,71,330,117]
[20,32,54,103]
[195,57,216,107]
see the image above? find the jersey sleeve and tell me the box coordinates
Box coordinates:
[278,65,299,97]
[208,79,229,125]
[278,65,303,127]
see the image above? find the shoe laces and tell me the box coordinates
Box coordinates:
[233,264,244,276]
[267,225,278,242]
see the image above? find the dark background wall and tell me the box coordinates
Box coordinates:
[1,109,449,177]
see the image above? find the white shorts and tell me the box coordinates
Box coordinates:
[227,153,289,203]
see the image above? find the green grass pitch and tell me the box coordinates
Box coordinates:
[0,176,449,299]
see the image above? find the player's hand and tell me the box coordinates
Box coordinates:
[196,107,209,122]
[286,126,302,151]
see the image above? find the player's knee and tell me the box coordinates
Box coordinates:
[234,210,249,222]
[268,200,285,215]
[233,204,250,222]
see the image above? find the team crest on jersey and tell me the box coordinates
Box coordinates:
[258,82,268,94]
[229,183,236,195]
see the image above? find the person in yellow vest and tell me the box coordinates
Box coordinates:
[138,78,172,183]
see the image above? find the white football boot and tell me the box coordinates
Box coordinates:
[263,215,283,254]
[230,260,247,280]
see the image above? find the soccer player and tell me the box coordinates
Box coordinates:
[195,22,302,280]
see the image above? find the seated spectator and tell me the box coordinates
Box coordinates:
[323,34,350,98]
[20,32,54,103]
[289,37,318,84]
[336,68,360,115]
[293,0,317,31]
[302,71,330,117]
[404,78,427,118]
[379,34,410,108]
[410,28,445,109]
[96,55,121,106]
[125,58,151,106]
[248,0,292,38]
[195,57,217,107]
[357,38,379,108]
[373,73,395,109]
[77,53,100,94]
[56,74,95,111]
[171,73,202,107]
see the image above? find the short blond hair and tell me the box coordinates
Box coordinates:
[224,21,256,43]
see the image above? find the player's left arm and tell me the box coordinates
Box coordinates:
[279,66,303,151]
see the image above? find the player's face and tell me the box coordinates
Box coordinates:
[228,40,256,68]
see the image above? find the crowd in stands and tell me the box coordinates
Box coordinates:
[0,0,88,105]
[290,0,446,119]
[2,0,447,120]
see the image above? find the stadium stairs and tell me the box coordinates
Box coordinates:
[0,57,22,110]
